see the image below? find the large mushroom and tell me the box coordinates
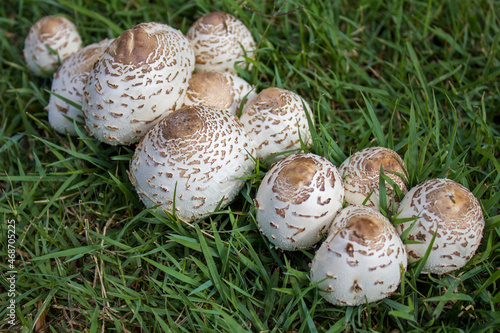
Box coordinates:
[82,22,195,145]
[254,153,344,251]
[186,11,256,73]
[395,178,485,275]
[239,87,314,164]
[310,205,407,306]
[47,39,113,136]
[129,105,255,221]
[181,71,257,116]
[24,15,82,76]
[339,147,408,213]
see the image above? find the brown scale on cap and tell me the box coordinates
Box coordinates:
[272,157,318,204]
[426,183,473,230]
[39,17,67,41]
[195,11,228,33]
[245,87,287,115]
[363,149,405,175]
[346,216,386,251]
[161,107,205,141]
[112,25,158,66]
[186,72,233,109]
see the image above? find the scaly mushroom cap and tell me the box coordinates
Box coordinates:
[24,16,82,76]
[239,87,314,164]
[181,71,257,116]
[395,178,484,275]
[310,205,407,306]
[129,105,256,221]
[254,153,344,250]
[82,22,195,145]
[186,11,256,73]
[47,39,113,136]
[339,147,408,212]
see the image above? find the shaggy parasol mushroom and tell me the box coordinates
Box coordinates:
[254,153,344,250]
[82,22,194,145]
[239,87,314,164]
[395,178,485,275]
[24,15,82,76]
[186,11,256,73]
[339,147,408,213]
[129,105,255,221]
[47,39,113,136]
[310,205,407,306]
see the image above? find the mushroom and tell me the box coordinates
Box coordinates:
[129,105,256,221]
[181,71,257,116]
[310,205,407,306]
[339,147,408,213]
[24,15,82,76]
[238,87,314,164]
[186,11,256,73]
[395,178,485,275]
[82,22,195,145]
[254,153,344,250]
[47,39,113,136]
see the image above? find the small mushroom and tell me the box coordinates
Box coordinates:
[82,22,195,145]
[239,87,314,164]
[47,39,113,136]
[310,205,407,306]
[181,71,257,116]
[254,153,344,250]
[339,147,408,212]
[395,178,485,275]
[186,11,256,73]
[24,15,82,76]
[129,105,255,221]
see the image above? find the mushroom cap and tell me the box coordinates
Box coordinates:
[310,205,407,306]
[239,87,314,164]
[395,178,485,275]
[181,71,257,116]
[47,39,113,136]
[129,105,256,221]
[82,22,195,145]
[339,147,408,212]
[186,11,256,73]
[24,15,82,76]
[254,153,344,250]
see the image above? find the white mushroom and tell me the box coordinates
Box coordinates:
[24,15,82,76]
[310,205,407,306]
[47,39,113,136]
[239,87,314,164]
[339,147,408,213]
[129,105,255,221]
[186,11,256,73]
[395,178,485,275]
[181,71,257,116]
[254,153,344,251]
[82,22,195,145]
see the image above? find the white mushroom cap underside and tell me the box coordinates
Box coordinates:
[24,16,82,76]
[396,178,484,275]
[82,22,195,145]
[187,11,256,73]
[339,147,408,212]
[311,205,407,306]
[239,87,314,163]
[47,39,113,136]
[255,153,344,250]
[130,105,256,221]
[181,71,257,116]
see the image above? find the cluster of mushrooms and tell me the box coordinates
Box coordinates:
[25,12,485,307]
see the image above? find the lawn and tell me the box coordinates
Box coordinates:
[1,0,499,332]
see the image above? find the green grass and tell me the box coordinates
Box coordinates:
[1,0,499,331]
